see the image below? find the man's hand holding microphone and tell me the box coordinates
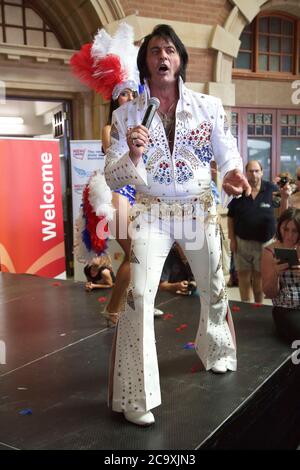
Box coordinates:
[126,97,160,166]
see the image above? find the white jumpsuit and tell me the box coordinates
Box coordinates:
[105,78,242,413]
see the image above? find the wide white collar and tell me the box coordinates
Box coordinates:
[143,76,189,112]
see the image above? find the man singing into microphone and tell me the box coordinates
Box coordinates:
[105,24,250,426]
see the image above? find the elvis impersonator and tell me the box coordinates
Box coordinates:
[105,24,251,426]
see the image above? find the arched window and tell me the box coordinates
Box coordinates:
[0,0,62,48]
[234,13,300,77]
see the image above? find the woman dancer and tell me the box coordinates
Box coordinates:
[71,23,163,326]
[101,86,138,325]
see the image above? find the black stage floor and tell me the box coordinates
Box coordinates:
[0,273,299,450]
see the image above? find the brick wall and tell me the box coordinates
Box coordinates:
[187,48,216,83]
[121,0,231,25]
[120,0,232,83]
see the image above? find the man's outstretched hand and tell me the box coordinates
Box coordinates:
[222,169,251,197]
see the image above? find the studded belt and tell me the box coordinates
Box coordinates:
[130,190,215,220]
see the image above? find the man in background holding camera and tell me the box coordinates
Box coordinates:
[227,160,278,303]
[279,167,300,214]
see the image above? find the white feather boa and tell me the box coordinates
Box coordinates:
[88,171,115,221]
[73,171,115,263]
[74,207,95,263]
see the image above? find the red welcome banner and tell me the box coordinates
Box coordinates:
[0,139,66,278]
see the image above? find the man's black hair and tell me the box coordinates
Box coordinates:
[108,98,119,124]
[137,24,188,84]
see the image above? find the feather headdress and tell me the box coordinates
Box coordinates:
[70,23,139,101]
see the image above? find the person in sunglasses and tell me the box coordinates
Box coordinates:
[279,167,300,214]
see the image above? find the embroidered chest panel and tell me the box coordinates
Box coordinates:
[144,117,213,185]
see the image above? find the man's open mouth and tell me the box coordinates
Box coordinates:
[158,64,169,72]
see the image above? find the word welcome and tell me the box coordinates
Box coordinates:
[40,152,57,241]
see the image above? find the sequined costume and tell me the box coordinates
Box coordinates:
[114,185,136,206]
[105,78,243,413]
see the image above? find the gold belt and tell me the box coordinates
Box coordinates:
[131,190,214,220]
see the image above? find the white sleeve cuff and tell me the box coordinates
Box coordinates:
[105,152,148,190]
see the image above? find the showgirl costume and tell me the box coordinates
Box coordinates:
[70,23,139,260]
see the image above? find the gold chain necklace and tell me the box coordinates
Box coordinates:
[157,101,176,129]
[157,101,176,146]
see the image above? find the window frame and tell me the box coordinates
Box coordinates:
[233,11,300,80]
[231,107,300,180]
[0,0,63,47]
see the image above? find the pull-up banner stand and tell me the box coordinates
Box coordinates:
[70,140,105,282]
[0,138,66,278]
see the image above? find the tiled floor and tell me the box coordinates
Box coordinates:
[225,278,272,306]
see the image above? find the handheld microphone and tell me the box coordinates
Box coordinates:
[141,97,160,129]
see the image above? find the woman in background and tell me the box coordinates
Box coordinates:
[159,242,196,295]
[261,208,300,342]
[84,255,115,292]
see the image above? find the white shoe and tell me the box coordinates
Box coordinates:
[124,410,155,426]
[211,359,227,374]
[154,308,164,317]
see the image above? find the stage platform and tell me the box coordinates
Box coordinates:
[0,273,299,450]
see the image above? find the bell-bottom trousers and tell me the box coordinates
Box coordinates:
[111,205,236,413]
